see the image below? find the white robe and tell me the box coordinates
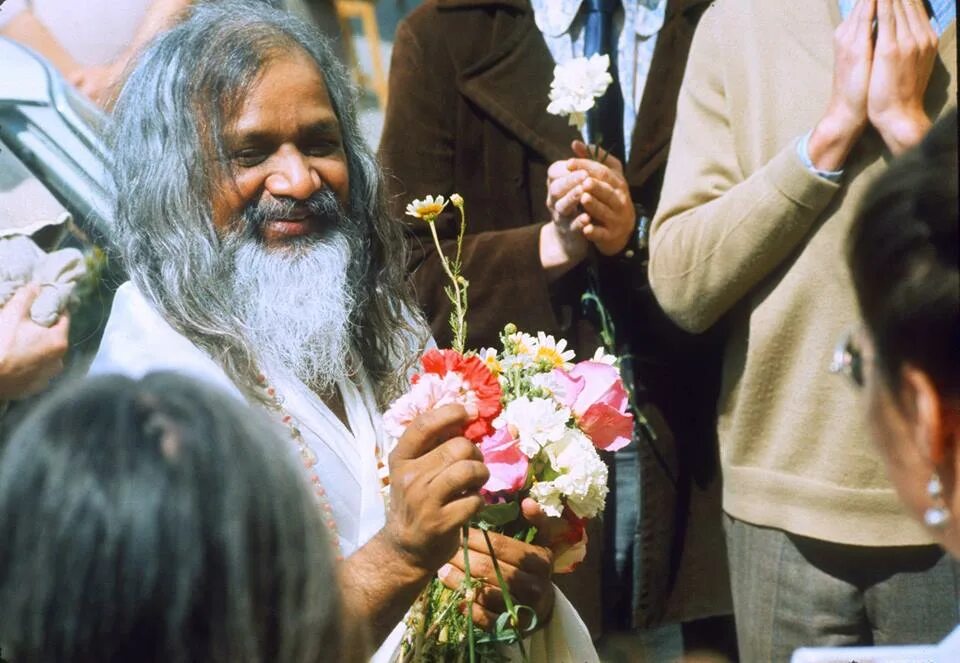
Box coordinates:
[90,282,598,663]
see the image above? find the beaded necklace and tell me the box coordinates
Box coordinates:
[254,372,391,561]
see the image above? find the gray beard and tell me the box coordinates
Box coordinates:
[229,234,357,393]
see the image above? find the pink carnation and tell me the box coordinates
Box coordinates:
[478,427,529,495]
[382,349,503,443]
[551,361,633,452]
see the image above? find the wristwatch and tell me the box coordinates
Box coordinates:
[618,209,650,260]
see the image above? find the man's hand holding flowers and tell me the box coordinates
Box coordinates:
[438,519,555,631]
[383,403,490,572]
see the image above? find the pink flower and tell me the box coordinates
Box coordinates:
[382,349,503,443]
[479,427,529,495]
[551,361,633,452]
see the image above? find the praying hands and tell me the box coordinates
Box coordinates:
[809,0,939,169]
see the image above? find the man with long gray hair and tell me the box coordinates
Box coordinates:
[89,1,588,659]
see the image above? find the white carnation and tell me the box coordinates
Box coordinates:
[494,396,570,458]
[532,430,609,520]
[546,54,613,130]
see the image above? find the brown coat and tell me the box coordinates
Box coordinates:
[379,0,730,632]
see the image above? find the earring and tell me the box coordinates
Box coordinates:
[924,472,950,529]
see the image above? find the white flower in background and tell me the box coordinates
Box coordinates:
[405,194,448,221]
[535,332,576,369]
[531,429,609,519]
[494,395,570,458]
[591,347,618,366]
[546,54,613,131]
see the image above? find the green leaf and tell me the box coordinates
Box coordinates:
[477,501,520,528]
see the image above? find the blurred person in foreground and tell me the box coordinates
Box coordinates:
[0,0,192,108]
[88,1,586,659]
[794,107,959,661]
[0,372,356,663]
[649,0,956,657]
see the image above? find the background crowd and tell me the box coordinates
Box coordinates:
[0,0,956,661]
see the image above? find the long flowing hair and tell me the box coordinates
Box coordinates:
[107,0,427,407]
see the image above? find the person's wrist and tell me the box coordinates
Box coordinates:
[809,106,865,170]
[540,222,587,278]
[872,108,932,155]
[375,526,437,582]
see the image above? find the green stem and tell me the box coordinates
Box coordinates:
[427,218,467,353]
[463,525,476,663]
[481,529,530,663]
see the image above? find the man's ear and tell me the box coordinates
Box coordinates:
[900,364,948,465]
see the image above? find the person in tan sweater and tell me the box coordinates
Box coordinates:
[649,0,957,659]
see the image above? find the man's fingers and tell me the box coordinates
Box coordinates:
[547,171,586,207]
[0,284,42,321]
[464,600,499,631]
[877,0,896,45]
[391,403,475,461]
[464,528,553,576]
[579,191,618,228]
[440,493,486,526]
[566,157,624,184]
[854,0,877,41]
[547,159,576,183]
[581,176,625,214]
[430,458,490,502]
[570,139,592,159]
[438,564,509,614]
[891,0,912,47]
[900,0,934,48]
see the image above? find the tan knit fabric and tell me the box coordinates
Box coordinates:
[650,0,957,546]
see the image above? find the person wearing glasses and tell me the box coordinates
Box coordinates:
[797,107,959,661]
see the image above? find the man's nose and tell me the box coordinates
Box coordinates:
[264,146,321,200]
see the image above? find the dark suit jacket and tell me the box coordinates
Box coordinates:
[379,0,730,632]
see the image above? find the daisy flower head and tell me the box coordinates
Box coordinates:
[591,347,618,366]
[535,332,576,369]
[503,329,538,359]
[478,347,502,377]
[450,193,464,209]
[405,194,448,222]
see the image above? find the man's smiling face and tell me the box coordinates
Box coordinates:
[213,50,350,247]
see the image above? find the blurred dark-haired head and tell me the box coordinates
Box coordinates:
[0,372,350,662]
[847,108,959,557]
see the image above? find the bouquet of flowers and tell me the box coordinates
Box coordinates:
[384,194,632,662]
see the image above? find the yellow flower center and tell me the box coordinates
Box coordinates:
[415,202,446,218]
[536,346,566,367]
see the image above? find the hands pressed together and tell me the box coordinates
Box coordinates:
[380,404,557,631]
[0,284,70,401]
[541,140,637,278]
[810,0,939,168]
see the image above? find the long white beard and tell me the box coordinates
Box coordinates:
[231,236,356,392]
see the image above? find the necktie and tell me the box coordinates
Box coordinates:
[583,0,625,162]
